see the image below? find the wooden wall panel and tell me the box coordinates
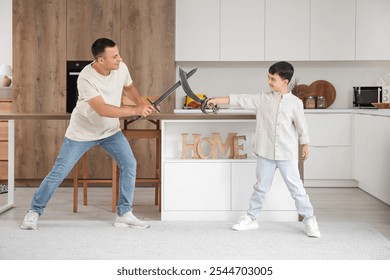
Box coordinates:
[66,0,121,60]
[12,0,175,182]
[120,0,175,178]
[13,0,67,179]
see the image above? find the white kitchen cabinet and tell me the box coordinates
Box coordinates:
[310,0,355,60]
[356,0,390,60]
[161,119,298,221]
[354,114,390,205]
[306,114,351,146]
[220,0,265,61]
[304,113,353,183]
[265,0,310,61]
[175,0,220,61]
[163,162,231,211]
[305,147,352,180]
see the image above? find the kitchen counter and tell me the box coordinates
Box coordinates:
[0,112,255,120]
[304,108,390,117]
[2,108,390,120]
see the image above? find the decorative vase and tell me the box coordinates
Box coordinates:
[2,75,12,87]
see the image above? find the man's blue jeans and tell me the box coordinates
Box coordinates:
[30,131,136,216]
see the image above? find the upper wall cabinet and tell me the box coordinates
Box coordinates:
[220,0,265,61]
[176,0,389,62]
[265,0,310,61]
[310,0,356,60]
[175,0,220,61]
[356,0,390,60]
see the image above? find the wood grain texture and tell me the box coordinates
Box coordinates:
[12,0,175,182]
[13,0,68,179]
[66,0,121,60]
[120,0,175,178]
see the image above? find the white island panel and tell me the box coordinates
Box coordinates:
[161,119,299,221]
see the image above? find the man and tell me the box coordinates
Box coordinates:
[21,38,155,230]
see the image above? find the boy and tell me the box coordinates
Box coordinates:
[207,61,320,238]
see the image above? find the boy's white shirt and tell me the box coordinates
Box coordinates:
[229,91,310,161]
[65,61,132,141]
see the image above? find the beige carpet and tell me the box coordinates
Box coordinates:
[0,221,389,260]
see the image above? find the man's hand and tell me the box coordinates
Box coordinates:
[137,103,155,117]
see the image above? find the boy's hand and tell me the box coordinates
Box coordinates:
[207,98,217,108]
[301,144,309,160]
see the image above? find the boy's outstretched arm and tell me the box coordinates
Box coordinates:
[207,96,230,107]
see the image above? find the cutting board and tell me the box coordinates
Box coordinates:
[309,80,336,108]
[292,84,312,100]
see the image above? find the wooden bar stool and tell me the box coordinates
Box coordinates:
[72,152,118,213]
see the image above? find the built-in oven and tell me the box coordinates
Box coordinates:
[66,61,92,113]
[353,86,382,108]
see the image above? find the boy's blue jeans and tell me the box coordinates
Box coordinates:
[30,131,136,216]
[247,156,314,220]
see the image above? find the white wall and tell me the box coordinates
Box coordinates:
[175,61,390,109]
[0,0,12,67]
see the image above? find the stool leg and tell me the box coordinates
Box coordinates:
[112,160,118,213]
[82,153,88,206]
[73,165,78,213]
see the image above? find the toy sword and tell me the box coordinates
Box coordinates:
[135,68,197,120]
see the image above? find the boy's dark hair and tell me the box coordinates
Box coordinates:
[91,38,116,59]
[268,61,294,83]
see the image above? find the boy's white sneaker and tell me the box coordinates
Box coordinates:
[232,214,259,231]
[20,210,39,230]
[304,216,321,238]
[113,211,150,229]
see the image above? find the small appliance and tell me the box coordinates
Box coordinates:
[66,61,92,113]
[382,86,390,103]
[353,86,382,108]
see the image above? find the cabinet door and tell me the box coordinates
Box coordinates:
[231,162,296,211]
[310,0,355,60]
[220,0,265,61]
[175,0,220,61]
[356,0,390,60]
[305,114,351,146]
[305,147,352,180]
[265,0,310,61]
[354,114,390,204]
[163,162,231,210]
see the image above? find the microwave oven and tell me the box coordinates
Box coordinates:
[353,86,382,108]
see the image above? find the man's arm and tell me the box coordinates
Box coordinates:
[123,83,144,105]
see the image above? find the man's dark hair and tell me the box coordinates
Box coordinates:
[91,38,116,59]
[268,61,294,83]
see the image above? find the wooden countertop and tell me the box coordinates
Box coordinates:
[0,112,256,121]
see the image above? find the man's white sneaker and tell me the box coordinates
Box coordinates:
[20,210,39,230]
[113,211,150,229]
[304,216,321,238]
[232,214,259,231]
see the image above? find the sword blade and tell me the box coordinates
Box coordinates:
[152,68,197,106]
[179,67,205,104]
[134,68,197,120]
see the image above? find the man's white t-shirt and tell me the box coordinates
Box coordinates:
[65,61,132,141]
